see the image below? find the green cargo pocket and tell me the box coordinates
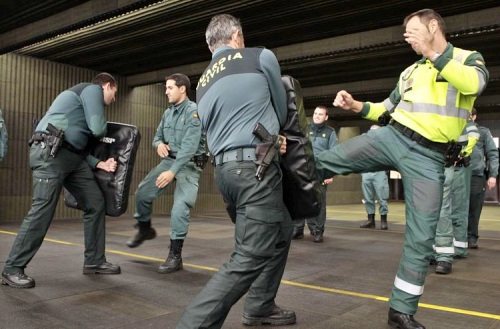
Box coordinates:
[239,206,284,258]
[32,176,58,202]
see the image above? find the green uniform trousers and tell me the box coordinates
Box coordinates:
[293,183,327,234]
[316,126,445,315]
[361,171,389,215]
[177,160,293,329]
[4,144,107,274]
[134,157,201,240]
[468,175,487,243]
[434,165,471,262]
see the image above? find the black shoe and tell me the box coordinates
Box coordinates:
[83,262,121,275]
[291,228,304,240]
[429,258,438,265]
[388,308,425,329]
[158,256,183,274]
[435,261,452,275]
[242,306,296,326]
[313,231,323,243]
[126,225,157,248]
[453,254,466,259]
[1,271,35,288]
[468,240,478,249]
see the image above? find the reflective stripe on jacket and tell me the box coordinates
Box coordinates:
[362,43,489,143]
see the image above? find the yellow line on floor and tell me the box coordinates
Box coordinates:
[1,229,500,320]
[283,280,500,320]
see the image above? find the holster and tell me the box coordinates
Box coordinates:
[455,154,471,167]
[193,153,209,169]
[377,111,392,126]
[444,142,461,167]
[29,132,63,158]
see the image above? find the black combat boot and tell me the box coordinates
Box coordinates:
[388,308,425,329]
[292,227,304,240]
[381,214,388,230]
[360,214,375,228]
[312,230,324,243]
[158,239,184,273]
[126,221,157,248]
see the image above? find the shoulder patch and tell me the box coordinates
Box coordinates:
[191,112,201,127]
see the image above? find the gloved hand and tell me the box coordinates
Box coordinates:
[455,153,471,167]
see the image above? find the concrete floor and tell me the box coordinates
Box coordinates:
[0,202,499,329]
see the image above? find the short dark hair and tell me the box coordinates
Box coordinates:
[166,73,191,91]
[315,105,328,116]
[91,72,117,87]
[403,9,446,35]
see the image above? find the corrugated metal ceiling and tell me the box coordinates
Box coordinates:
[1,0,499,116]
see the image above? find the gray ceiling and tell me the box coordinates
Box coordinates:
[1,0,499,120]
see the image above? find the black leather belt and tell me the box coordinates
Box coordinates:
[62,140,84,154]
[167,154,195,162]
[389,120,448,153]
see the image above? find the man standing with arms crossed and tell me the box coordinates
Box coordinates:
[292,105,337,242]
[177,14,294,328]
[316,9,488,329]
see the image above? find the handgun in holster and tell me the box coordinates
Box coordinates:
[193,153,209,169]
[377,111,392,126]
[46,123,64,158]
[252,122,283,181]
[455,152,471,167]
[444,141,461,167]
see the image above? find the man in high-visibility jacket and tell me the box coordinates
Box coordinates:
[315,9,488,329]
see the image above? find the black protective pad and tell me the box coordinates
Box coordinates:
[280,75,323,220]
[64,122,141,217]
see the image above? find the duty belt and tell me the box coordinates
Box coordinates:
[389,120,449,153]
[213,148,256,166]
[30,133,83,155]
[167,154,194,162]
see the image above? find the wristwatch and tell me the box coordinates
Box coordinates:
[431,52,441,62]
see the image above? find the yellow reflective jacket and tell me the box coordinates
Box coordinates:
[361,43,489,143]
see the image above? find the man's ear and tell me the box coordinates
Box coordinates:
[429,19,438,34]
[230,30,239,43]
[180,85,186,94]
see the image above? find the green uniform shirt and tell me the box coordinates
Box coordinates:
[153,98,205,175]
[36,83,107,150]
[470,125,499,178]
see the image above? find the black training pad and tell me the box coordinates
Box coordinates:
[280,75,322,220]
[64,122,141,217]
